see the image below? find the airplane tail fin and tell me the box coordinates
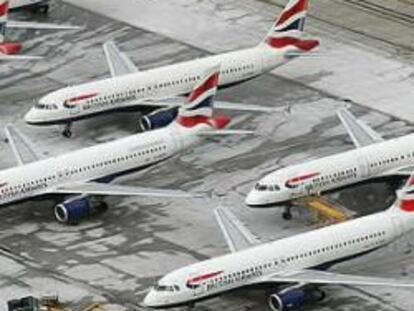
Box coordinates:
[389,175,414,214]
[0,0,9,43]
[176,64,230,129]
[262,0,319,52]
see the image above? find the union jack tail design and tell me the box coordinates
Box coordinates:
[263,0,319,52]
[0,0,8,43]
[390,175,414,213]
[176,64,220,127]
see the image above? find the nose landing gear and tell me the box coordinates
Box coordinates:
[282,204,293,220]
[62,122,72,138]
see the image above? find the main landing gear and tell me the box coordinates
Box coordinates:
[34,4,49,14]
[282,204,293,220]
[62,122,72,138]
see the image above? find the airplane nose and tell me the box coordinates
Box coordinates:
[143,290,158,308]
[24,108,38,124]
[245,190,262,206]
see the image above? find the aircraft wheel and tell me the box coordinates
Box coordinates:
[62,129,72,138]
[38,4,49,14]
[318,290,326,301]
[97,201,109,212]
[62,123,73,138]
[282,211,292,220]
[282,205,292,220]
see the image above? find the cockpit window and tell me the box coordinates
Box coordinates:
[154,284,180,292]
[255,183,280,192]
[255,183,267,191]
[35,102,58,110]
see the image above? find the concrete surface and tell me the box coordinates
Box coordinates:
[0,1,413,311]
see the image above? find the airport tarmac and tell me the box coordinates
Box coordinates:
[0,1,414,311]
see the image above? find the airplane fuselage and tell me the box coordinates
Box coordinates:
[144,207,409,308]
[246,134,414,206]
[25,45,292,125]
[0,122,202,206]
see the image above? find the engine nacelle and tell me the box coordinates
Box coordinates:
[138,107,178,132]
[268,286,325,311]
[54,196,106,224]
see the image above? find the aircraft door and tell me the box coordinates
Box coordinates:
[285,174,307,199]
[357,150,370,179]
[168,128,183,153]
[390,214,404,239]
[70,104,81,115]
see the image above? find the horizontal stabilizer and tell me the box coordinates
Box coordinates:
[4,124,41,166]
[197,129,255,136]
[215,101,290,113]
[52,181,201,198]
[103,41,138,77]
[337,108,384,148]
[0,54,43,61]
[7,20,80,30]
[215,206,261,253]
[263,269,414,288]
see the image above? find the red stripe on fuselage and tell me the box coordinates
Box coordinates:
[67,93,98,104]
[0,2,9,16]
[266,37,319,51]
[276,0,308,26]
[187,271,223,284]
[188,73,219,103]
[286,172,320,186]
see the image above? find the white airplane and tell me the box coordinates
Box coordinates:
[10,0,49,13]
[24,0,319,137]
[0,65,250,224]
[246,108,414,219]
[143,176,414,311]
[0,0,78,61]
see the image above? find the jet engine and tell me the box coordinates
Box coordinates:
[267,286,325,311]
[138,107,179,132]
[54,196,107,224]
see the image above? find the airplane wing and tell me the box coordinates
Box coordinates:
[197,130,255,136]
[214,206,261,253]
[337,108,384,148]
[138,97,285,113]
[0,54,42,61]
[103,41,139,77]
[261,269,414,288]
[7,20,80,30]
[4,124,41,166]
[381,165,414,177]
[214,101,290,113]
[51,181,200,198]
